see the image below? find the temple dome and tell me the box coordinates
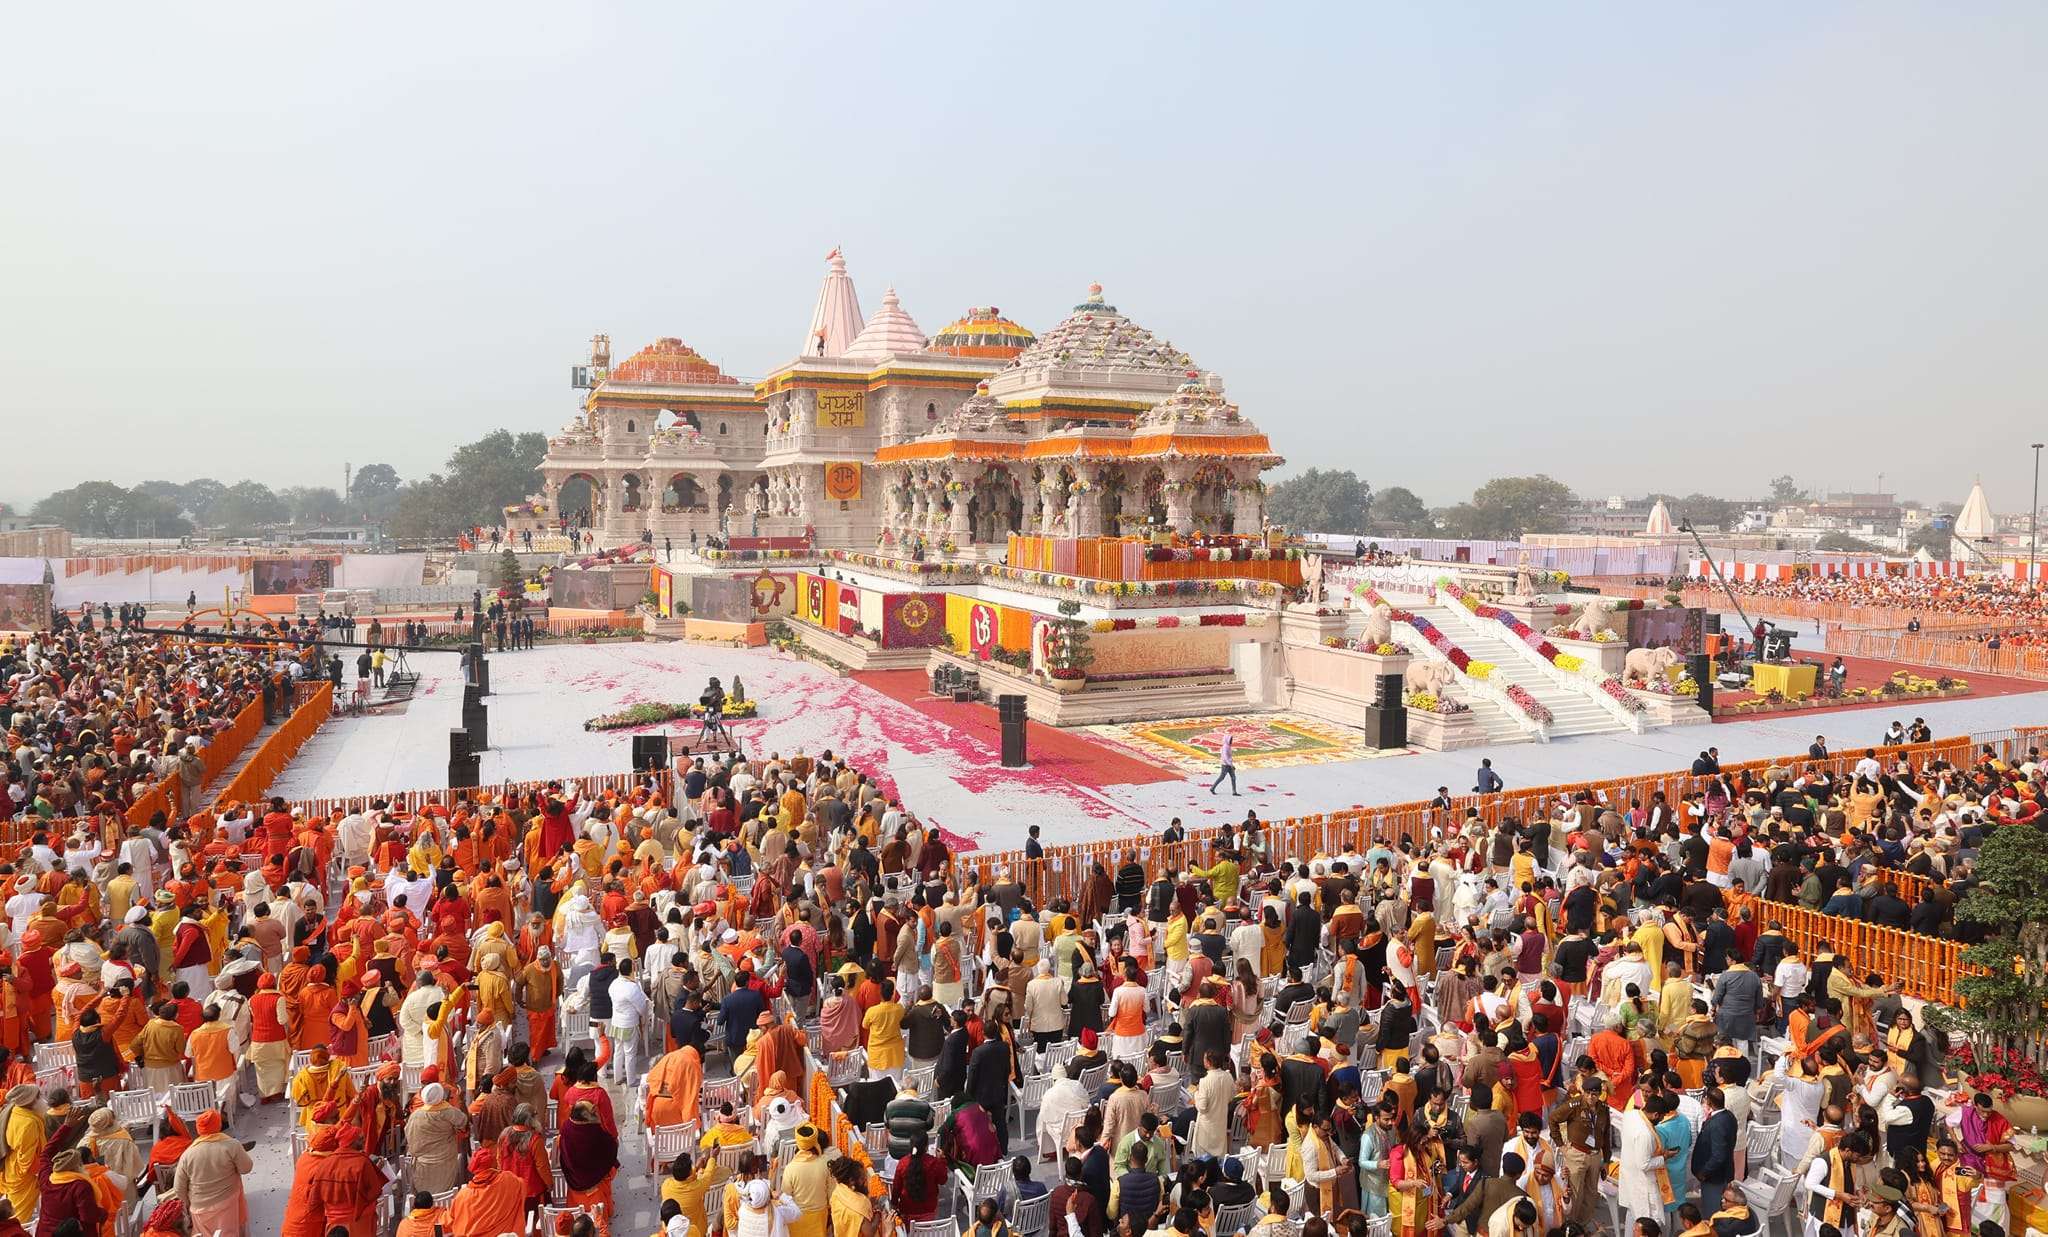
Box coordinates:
[928,307,1035,359]
[1009,282,1196,373]
[844,288,929,360]
[607,337,739,385]
[1644,498,1675,536]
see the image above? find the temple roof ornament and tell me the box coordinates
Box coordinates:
[844,287,930,360]
[1644,498,1675,536]
[607,337,740,386]
[1006,282,1196,375]
[1139,373,1243,429]
[929,307,1035,359]
[802,247,865,358]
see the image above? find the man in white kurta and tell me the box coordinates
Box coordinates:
[1617,1103,1668,1235]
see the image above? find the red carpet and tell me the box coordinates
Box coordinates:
[1712,652,2042,723]
[853,670,1179,787]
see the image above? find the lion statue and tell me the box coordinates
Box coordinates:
[1569,599,1608,639]
[1624,646,1683,684]
[1404,660,1457,695]
[1358,603,1394,648]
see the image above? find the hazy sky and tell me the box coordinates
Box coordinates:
[3,5,2044,514]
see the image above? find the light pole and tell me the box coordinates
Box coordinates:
[2032,444,2044,590]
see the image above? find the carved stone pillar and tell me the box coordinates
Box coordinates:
[1037,481,1062,534]
[1238,477,1265,533]
[1163,465,1194,534]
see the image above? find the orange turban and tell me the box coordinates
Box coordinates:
[196,1111,222,1136]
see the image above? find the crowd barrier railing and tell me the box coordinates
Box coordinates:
[210,682,333,810]
[1746,895,1970,1006]
[277,768,670,822]
[1825,628,2048,682]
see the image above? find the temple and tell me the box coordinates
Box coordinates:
[537,252,1281,551]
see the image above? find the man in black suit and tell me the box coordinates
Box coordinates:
[1691,1086,1738,1211]
[963,1027,1014,1143]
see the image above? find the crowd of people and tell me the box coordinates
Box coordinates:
[0,616,2041,1237]
[1708,574,2048,627]
[2,627,283,825]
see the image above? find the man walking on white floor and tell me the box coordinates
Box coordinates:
[1210,733,1238,795]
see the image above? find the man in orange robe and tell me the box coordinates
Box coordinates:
[445,1145,527,1237]
[298,1124,387,1237]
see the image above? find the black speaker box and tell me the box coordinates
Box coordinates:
[1688,653,1714,713]
[998,693,1027,767]
[448,728,479,788]
[632,733,670,772]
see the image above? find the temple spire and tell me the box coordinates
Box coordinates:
[803,247,864,358]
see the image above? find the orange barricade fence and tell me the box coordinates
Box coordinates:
[278,768,670,823]
[210,682,333,810]
[1748,897,1971,1006]
[1594,584,1999,633]
[1825,628,2048,682]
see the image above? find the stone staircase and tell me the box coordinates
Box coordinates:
[1411,602,1631,739]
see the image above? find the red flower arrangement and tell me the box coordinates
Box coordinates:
[1199,613,1248,627]
[1950,1044,2048,1098]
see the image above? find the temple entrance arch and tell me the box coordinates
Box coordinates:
[558,473,602,528]
[1140,466,1168,528]
[620,473,645,513]
[655,408,702,433]
[663,474,705,512]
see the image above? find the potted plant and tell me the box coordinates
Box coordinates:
[1949,826,2048,1126]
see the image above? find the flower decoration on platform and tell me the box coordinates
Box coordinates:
[1434,576,1644,714]
[1503,684,1553,724]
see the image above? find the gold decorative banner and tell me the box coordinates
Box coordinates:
[823,461,862,502]
[816,389,865,429]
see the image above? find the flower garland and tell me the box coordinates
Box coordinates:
[702,548,807,563]
[1090,612,1270,632]
[980,562,1284,600]
[1146,545,1301,564]
[1436,577,1644,714]
[1503,684,1553,724]
[1405,691,1471,715]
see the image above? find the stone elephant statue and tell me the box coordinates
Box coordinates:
[1624,646,1682,683]
[1404,660,1457,694]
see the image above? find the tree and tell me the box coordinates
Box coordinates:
[1266,468,1371,534]
[1369,486,1433,537]
[209,480,288,534]
[1441,475,1576,539]
[1905,519,1953,558]
[497,548,524,589]
[1815,531,1887,554]
[280,486,345,526]
[1952,826,2048,1067]
[1768,475,1809,504]
[350,463,403,524]
[31,482,190,537]
[386,432,548,540]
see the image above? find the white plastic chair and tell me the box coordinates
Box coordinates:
[167,1081,217,1125]
[1012,1192,1051,1237]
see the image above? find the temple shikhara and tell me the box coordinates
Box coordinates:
[539,250,1281,552]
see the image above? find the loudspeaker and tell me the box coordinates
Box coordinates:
[998,694,1027,768]
[1688,653,1714,713]
[475,656,490,696]
[632,734,669,772]
[463,697,488,752]
[448,729,479,788]
[1363,672,1407,750]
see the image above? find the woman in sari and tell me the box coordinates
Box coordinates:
[560,1100,619,1234]
[1388,1121,1442,1237]
[1230,961,1262,1043]
[1258,905,1286,978]
[1242,1055,1284,1149]
[819,977,862,1056]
